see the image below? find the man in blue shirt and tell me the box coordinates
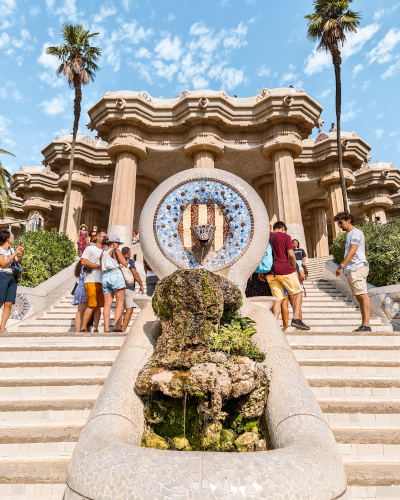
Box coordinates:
[120,247,144,332]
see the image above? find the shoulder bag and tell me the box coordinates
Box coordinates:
[11,260,22,278]
[255,234,276,274]
[111,249,135,287]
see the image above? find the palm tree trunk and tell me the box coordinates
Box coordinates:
[62,75,82,234]
[330,42,349,212]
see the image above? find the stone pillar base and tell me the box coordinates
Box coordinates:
[107,225,132,247]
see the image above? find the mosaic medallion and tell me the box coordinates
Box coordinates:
[5,293,30,320]
[154,179,253,271]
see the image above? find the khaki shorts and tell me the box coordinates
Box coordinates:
[346,266,369,296]
[124,288,138,310]
[84,283,104,308]
[267,272,303,301]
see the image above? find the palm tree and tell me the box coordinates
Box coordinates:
[47,24,101,234]
[305,0,361,212]
[0,148,13,219]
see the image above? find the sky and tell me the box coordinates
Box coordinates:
[0,0,400,175]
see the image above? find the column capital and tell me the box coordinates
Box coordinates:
[136,175,157,190]
[82,200,109,213]
[318,170,354,191]
[358,195,393,214]
[302,199,330,213]
[183,137,224,163]
[252,174,274,191]
[58,163,92,192]
[106,137,147,163]
[261,122,303,161]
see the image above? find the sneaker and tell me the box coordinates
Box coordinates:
[79,329,87,333]
[112,329,123,333]
[0,328,8,334]
[291,319,310,331]
[94,329,99,333]
[353,325,372,332]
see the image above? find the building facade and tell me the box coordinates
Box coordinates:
[3,87,400,255]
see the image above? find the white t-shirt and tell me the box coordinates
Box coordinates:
[0,247,12,273]
[81,245,103,283]
[344,227,369,274]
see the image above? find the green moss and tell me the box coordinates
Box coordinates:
[172,437,191,451]
[244,420,259,433]
[234,432,259,452]
[142,431,169,450]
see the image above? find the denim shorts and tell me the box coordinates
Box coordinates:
[296,260,304,271]
[102,269,126,295]
[0,272,18,304]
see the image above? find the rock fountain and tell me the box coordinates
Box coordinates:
[64,168,348,499]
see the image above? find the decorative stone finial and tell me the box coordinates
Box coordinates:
[341,138,350,149]
[283,94,294,106]
[116,97,126,110]
[199,97,209,109]
[316,119,325,129]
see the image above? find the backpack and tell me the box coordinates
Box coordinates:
[255,234,276,274]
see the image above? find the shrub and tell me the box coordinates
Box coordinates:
[12,228,77,287]
[330,219,400,287]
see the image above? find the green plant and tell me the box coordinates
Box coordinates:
[12,228,77,287]
[0,147,14,218]
[305,1,361,212]
[208,311,265,362]
[47,24,101,233]
[330,219,400,287]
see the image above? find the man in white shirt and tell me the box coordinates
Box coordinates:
[334,212,371,332]
[79,229,107,332]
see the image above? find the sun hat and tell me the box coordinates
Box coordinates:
[80,224,87,230]
[108,235,124,244]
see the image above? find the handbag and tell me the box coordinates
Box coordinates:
[71,282,78,296]
[120,264,134,287]
[11,260,22,278]
[255,234,276,274]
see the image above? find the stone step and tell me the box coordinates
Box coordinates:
[0,336,125,347]
[0,384,102,398]
[286,312,364,319]
[339,441,400,457]
[0,358,115,370]
[0,409,91,425]
[302,364,400,377]
[2,330,127,338]
[348,483,400,499]
[16,326,128,333]
[46,308,140,315]
[289,326,393,332]
[22,317,135,324]
[307,374,400,388]
[291,340,399,350]
[0,374,108,387]
[0,441,76,460]
[325,413,400,427]
[0,342,123,351]
[0,350,119,361]
[332,427,400,444]
[295,306,359,312]
[0,421,84,444]
[0,393,97,411]
[316,395,400,413]
[0,483,66,499]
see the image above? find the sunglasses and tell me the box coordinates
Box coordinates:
[337,220,349,226]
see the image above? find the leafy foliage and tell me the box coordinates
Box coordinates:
[0,148,14,218]
[12,229,77,287]
[208,311,265,362]
[330,219,400,287]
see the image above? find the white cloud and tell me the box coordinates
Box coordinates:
[152,60,178,81]
[353,63,363,76]
[342,102,362,122]
[304,24,380,76]
[317,88,331,99]
[48,28,54,39]
[257,65,270,77]
[377,112,384,118]
[288,63,295,71]
[373,3,400,20]
[93,5,117,24]
[223,22,247,49]
[38,43,59,70]
[53,0,83,23]
[154,34,182,61]
[12,29,31,49]
[135,47,151,58]
[39,94,69,115]
[210,66,244,90]
[167,14,175,22]
[249,17,257,23]
[192,75,209,89]
[45,0,55,7]
[0,88,7,98]
[30,5,40,15]
[362,80,371,91]
[375,128,384,139]
[0,0,16,16]
[368,28,400,64]
[279,72,303,88]
[381,59,400,79]
[129,61,153,84]
[3,137,16,147]
[389,132,398,137]
[12,90,22,101]
[0,32,10,49]
[37,43,65,88]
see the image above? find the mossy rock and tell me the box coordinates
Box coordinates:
[142,431,169,450]
[173,437,191,451]
[234,432,259,452]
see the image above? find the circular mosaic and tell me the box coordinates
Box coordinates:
[154,179,253,271]
[8,293,30,320]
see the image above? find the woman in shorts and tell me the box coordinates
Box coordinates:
[0,230,24,334]
[292,239,307,281]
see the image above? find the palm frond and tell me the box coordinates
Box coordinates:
[0,148,15,157]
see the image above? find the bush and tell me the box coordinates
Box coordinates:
[12,229,77,287]
[330,219,400,287]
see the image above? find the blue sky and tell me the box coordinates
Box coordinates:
[0,0,400,175]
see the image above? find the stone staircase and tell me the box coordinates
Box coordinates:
[1,279,399,499]
[286,279,400,499]
[0,293,136,500]
[305,255,334,279]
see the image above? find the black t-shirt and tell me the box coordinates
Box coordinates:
[294,249,306,261]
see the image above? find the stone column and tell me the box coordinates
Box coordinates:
[303,200,330,258]
[59,185,84,241]
[359,196,392,224]
[326,182,343,238]
[184,138,224,169]
[367,206,387,223]
[133,176,157,231]
[252,175,277,228]
[303,223,313,258]
[82,201,108,231]
[106,129,147,244]
[262,123,307,252]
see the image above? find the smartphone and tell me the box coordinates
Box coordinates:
[19,240,23,246]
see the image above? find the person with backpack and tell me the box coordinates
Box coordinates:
[259,221,309,331]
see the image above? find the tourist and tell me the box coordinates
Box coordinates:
[77,224,89,257]
[259,221,309,331]
[79,229,107,333]
[38,218,42,229]
[374,216,383,226]
[292,239,307,281]
[71,260,95,333]
[143,258,159,296]
[245,272,272,298]
[0,230,24,334]
[119,247,144,332]
[132,231,137,244]
[90,226,98,244]
[329,122,337,132]
[334,211,371,332]
[101,236,129,333]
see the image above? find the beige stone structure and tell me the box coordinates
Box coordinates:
[2,88,400,255]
